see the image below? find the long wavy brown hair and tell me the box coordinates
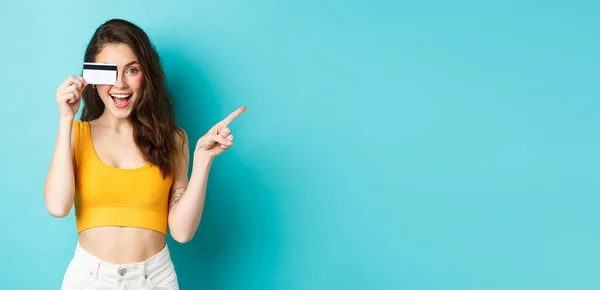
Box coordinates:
[80,19,184,178]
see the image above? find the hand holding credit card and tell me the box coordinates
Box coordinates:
[83,62,117,85]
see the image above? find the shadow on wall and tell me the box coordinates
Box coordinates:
[159,43,285,290]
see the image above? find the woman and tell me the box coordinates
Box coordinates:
[44,18,246,290]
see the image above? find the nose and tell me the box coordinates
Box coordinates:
[115,71,127,88]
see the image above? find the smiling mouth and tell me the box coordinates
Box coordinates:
[110,94,132,109]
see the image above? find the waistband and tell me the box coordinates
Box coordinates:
[71,242,172,280]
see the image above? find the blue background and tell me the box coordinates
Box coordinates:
[1,0,599,289]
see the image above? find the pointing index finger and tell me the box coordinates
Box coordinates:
[221,106,247,126]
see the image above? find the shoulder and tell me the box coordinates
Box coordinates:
[71,119,90,133]
[171,127,190,175]
[71,119,90,139]
[173,126,189,155]
[71,120,84,146]
[70,120,88,165]
[174,126,188,145]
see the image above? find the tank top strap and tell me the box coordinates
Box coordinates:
[73,120,92,167]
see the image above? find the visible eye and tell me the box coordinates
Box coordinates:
[127,68,139,74]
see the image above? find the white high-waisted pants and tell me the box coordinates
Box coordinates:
[61,242,179,290]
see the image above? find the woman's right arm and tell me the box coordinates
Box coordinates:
[44,76,86,218]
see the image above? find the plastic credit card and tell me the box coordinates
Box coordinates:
[83,63,117,85]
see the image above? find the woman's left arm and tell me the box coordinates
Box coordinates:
[167,106,246,243]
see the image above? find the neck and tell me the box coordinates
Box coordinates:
[96,112,134,132]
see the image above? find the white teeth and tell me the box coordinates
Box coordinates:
[110,94,131,99]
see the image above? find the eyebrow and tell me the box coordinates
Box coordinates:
[124,61,139,67]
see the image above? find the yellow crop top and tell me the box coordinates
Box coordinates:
[72,120,173,235]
